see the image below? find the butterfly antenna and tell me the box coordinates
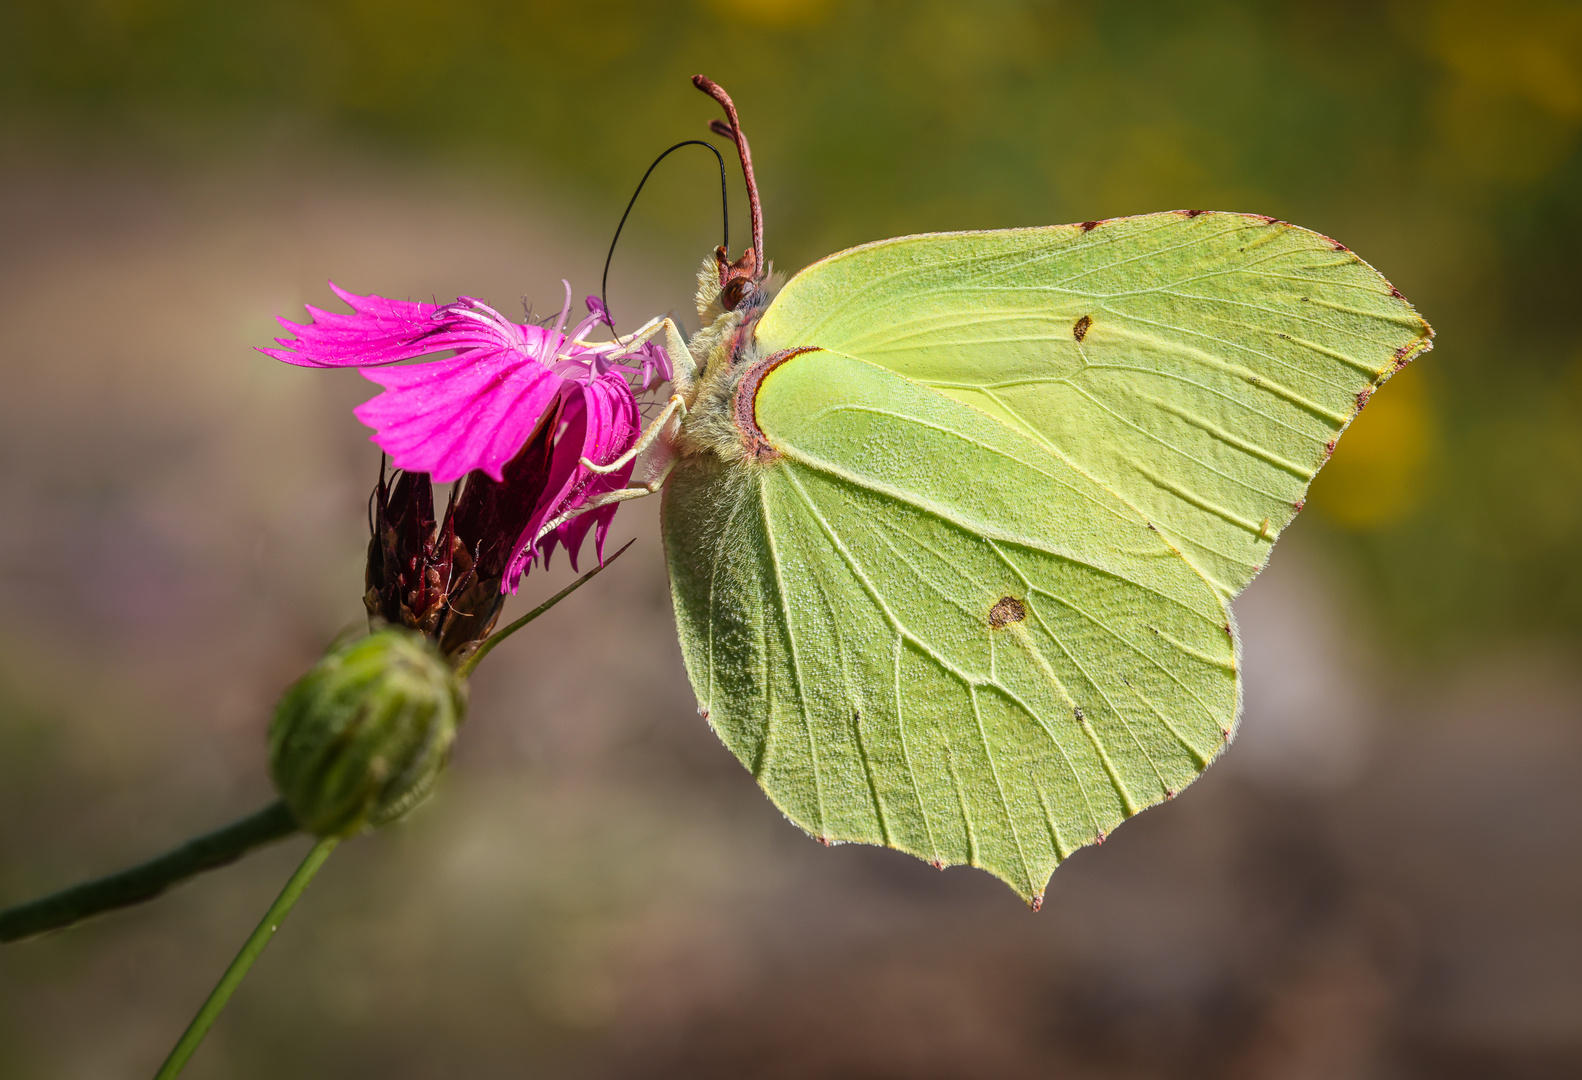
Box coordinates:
[692,75,763,278]
[600,139,729,335]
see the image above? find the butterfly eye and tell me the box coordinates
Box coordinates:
[721,276,756,310]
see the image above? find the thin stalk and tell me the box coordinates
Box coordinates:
[454,540,633,680]
[1,801,300,943]
[153,836,338,1080]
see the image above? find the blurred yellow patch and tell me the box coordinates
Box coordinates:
[1083,125,1214,216]
[1419,0,1582,119]
[703,0,834,28]
[1405,0,1582,182]
[1310,363,1436,530]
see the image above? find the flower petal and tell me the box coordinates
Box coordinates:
[354,348,562,483]
[259,284,550,368]
[583,294,613,329]
[633,338,673,390]
[504,373,641,589]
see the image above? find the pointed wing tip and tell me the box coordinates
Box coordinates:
[1000,864,1056,907]
[800,824,1061,907]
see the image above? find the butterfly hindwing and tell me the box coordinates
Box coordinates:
[663,350,1236,901]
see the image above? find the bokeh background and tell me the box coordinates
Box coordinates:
[2,1,1580,1076]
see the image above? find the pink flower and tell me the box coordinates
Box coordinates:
[262,283,670,591]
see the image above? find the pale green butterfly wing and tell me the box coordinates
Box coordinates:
[663,351,1236,902]
[752,212,1433,596]
[664,212,1430,900]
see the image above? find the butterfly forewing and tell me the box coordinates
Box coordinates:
[752,212,1432,597]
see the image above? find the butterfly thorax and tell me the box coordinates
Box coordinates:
[674,253,788,465]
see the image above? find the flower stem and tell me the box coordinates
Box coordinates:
[454,540,633,680]
[0,801,300,943]
[153,836,338,1080]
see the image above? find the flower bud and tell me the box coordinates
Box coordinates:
[268,629,466,837]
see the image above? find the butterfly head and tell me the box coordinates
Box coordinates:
[670,77,792,463]
[715,243,763,313]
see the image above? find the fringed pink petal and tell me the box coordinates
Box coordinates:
[549,375,642,572]
[259,285,549,369]
[355,349,562,483]
[503,373,641,590]
[504,402,589,587]
[260,282,660,592]
[558,493,626,572]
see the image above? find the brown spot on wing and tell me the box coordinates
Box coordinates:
[1080,220,1101,231]
[989,596,1027,628]
[1072,314,1091,342]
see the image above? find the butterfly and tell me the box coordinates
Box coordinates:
[580,77,1432,906]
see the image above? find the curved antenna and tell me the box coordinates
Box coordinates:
[600,139,729,333]
[692,75,763,277]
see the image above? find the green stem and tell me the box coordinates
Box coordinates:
[454,539,633,680]
[0,801,300,943]
[153,836,338,1080]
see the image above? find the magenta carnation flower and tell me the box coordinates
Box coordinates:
[262,283,670,592]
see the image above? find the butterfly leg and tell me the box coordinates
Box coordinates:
[530,456,679,546]
[660,318,695,395]
[581,393,688,475]
[598,315,695,396]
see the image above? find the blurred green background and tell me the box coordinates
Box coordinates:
[8,0,1582,654]
[1,1,1579,1077]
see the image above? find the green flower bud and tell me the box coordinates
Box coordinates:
[268,628,466,837]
